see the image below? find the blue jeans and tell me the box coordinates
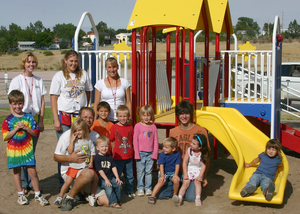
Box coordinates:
[21,135,38,189]
[55,124,71,188]
[136,152,154,191]
[157,173,195,202]
[245,173,273,194]
[100,177,122,205]
[115,159,134,193]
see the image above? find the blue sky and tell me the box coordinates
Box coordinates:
[0,0,298,32]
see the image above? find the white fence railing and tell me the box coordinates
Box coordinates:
[220,50,273,103]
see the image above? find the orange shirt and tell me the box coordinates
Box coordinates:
[91,120,114,154]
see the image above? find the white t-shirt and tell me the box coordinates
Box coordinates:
[8,74,47,116]
[54,129,99,176]
[94,78,131,121]
[49,70,93,113]
[69,139,95,169]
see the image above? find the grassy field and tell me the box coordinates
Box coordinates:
[0,40,299,72]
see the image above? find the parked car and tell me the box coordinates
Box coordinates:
[281,62,300,105]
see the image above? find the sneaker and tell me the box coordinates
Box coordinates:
[87,195,96,207]
[172,195,182,206]
[240,186,256,197]
[265,182,275,200]
[145,189,152,196]
[18,194,28,205]
[137,190,144,197]
[35,194,49,206]
[60,198,74,211]
[127,192,136,198]
[195,198,202,206]
[54,196,63,206]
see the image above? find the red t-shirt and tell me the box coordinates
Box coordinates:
[109,124,134,160]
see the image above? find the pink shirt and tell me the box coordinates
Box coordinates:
[133,122,159,160]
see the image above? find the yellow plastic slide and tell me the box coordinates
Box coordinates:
[195,107,289,204]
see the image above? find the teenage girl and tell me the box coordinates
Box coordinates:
[54,119,98,206]
[174,134,209,206]
[133,105,159,197]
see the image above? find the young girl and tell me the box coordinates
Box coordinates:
[174,134,209,206]
[54,118,99,207]
[240,139,282,200]
[133,105,159,196]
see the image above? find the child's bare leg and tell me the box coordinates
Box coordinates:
[151,181,166,197]
[13,167,23,192]
[171,177,180,196]
[178,180,191,197]
[90,174,99,196]
[26,166,40,192]
[60,176,74,197]
[195,180,202,196]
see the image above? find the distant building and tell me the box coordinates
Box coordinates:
[83,32,96,43]
[18,41,35,50]
[116,32,140,44]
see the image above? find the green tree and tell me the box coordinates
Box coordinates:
[287,19,300,38]
[95,21,108,33]
[53,23,85,42]
[0,37,9,52]
[59,39,69,49]
[235,17,260,38]
[29,20,45,34]
[35,32,53,47]
[263,22,274,36]
[7,23,23,47]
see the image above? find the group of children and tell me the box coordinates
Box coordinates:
[2,90,284,209]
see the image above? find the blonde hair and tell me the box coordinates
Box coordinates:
[163,137,178,148]
[19,52,38,69]
[140,105,155,122]
[70,118,89,140]
[116,105,130,116]
[61,50,82,80]
[265,139,282,159]
[96,136,110,147]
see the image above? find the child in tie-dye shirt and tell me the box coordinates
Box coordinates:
[2,90,48,206]
[133,105,159,197]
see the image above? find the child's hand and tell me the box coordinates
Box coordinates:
[71,132,77,143]
[116,178,123,185]
[16,122,26,130]
[158,176,166,183]
[183,174,189,180]
[105,179,112,187]
[87,162,93,169]
[244,162,250,168]
[195,176,203,182]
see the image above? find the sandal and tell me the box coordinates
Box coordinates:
[148,197,156,204]
[110,202,122,209]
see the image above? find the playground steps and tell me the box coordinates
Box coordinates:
[246,116,300,153]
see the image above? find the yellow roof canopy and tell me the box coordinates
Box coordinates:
[127,0,233,34]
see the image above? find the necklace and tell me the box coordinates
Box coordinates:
[107,77,118,113]
[23,73,34,110]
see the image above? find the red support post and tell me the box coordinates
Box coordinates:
[189,30,195,110]
[225,10,230,98]
[166,33,171,95]
[132,29,137,124]
[175,27,180,125]
[150,27,157,113]
[182,29,186,101]
[214,33,220,107]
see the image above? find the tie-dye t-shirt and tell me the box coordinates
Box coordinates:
[2,113,39,169]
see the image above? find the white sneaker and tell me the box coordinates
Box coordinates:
[87,195,96,207]
[18,194,28,205]
[137,190,144,197]
[54,196,63,206]
[145,189,152,196]
[35,194,49,206]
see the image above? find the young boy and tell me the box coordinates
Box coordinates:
[148,137,181,204]
[91,101,114,154]
[94,136,123,209]
[109,105,135,197]
[2,90,49,206]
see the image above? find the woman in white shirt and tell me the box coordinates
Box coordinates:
[8,52,47,194]
[93,57,132,123]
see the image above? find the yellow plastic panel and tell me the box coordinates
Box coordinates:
[196,107,289,204]
[127,0,204,30]
[207,0,233,34]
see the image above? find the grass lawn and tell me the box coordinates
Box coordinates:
[0,107,53,127]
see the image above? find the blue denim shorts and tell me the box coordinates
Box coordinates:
[158,171,175,181]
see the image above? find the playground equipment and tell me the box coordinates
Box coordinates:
[126,0,289,204]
